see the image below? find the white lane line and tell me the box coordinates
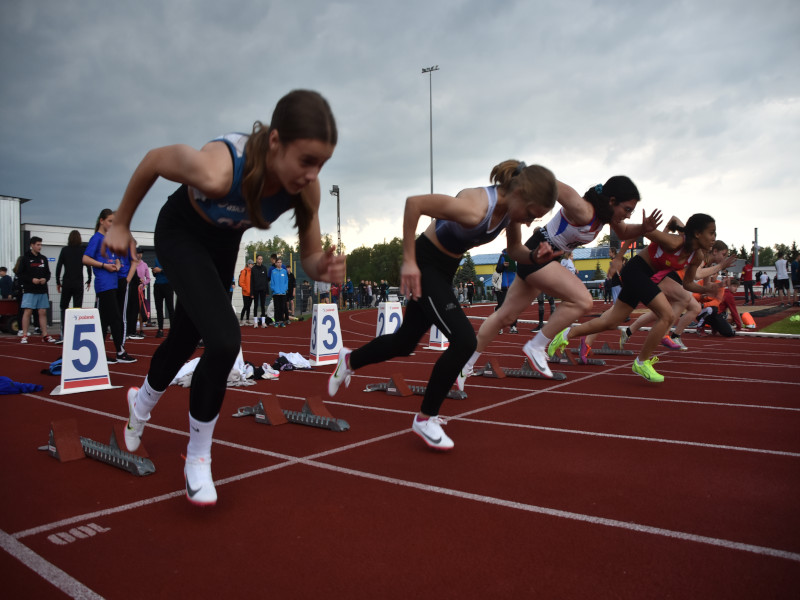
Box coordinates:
[1,528,105,599]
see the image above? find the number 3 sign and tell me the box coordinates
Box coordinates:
[309,303,343,366]
[51,309,117,395]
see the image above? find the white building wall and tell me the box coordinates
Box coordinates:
[0,196,26,271]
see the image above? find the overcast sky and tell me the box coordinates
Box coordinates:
[2,0,798,258]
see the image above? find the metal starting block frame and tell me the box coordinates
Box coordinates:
[590,342,634,356]
[363,373,468,400]
[234,396,349,432]
[39,419,156,477]
[545,346,606,366]
[476,357,567,381]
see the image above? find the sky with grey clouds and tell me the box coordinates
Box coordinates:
[2,0,798,257]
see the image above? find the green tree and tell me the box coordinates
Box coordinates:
[593,261,605,280]
[758,246,775,266]
[346,246,373,283]
[738,245,749,262]
[245,235,295,264]
[596,234,611,247]
[455,252,478,285]
[370,237,403,285]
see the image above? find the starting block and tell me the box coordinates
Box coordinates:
[233,396,349,432]
[363,373,467,400]
[476,357,567,381]
[38,418,155,476]
[591,342,634,356]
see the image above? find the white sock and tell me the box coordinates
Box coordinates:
[135,377,164,420]
[465,351,481,370]
[186,413,219,460]
[531,331,551,348]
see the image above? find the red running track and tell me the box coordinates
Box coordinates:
[1,300,799,598]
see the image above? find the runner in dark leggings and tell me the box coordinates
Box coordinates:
[104,90,343,506]
[327,160,559,451]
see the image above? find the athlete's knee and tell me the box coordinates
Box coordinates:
[576,292,594,314]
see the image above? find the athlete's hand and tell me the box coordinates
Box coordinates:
[401,260,421,301]
[642,209,663,234]
[531,243,563,264]
[720,253,737,270]
[102,224,135,259]
[316,246,346,283]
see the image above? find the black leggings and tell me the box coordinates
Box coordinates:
[349,235,476,416]
[240,295,253,321]
[60,282,84,333]
[147,186,243,422]
[253,290,267,316]
[153,282,175,330]
[273,294,288,322]
[96,288,124,353]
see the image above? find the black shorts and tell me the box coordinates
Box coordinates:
[516,229,560,279]
[617,254,663,308]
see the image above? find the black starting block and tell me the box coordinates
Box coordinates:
[233,396,349,432]
[476,357,567,381]
[591,342,634,356]
[39,419,156,477]
[363,373,468,400]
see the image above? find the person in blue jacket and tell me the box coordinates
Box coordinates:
[270,257,289,326]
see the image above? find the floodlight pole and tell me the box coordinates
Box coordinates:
[421,65,439,194]
[330,185,341,255]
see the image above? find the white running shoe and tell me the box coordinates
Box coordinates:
[672,335,689,351]
[327,347,353,397]
[412,414,454,451]
[124,387,148,452]
[456,364,473,392]
[253,320,258,328]
[619,329,630,349]
[523,339,553,379]
[184,456,217,506]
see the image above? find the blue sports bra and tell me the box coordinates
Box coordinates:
[434,186,510,255]
[191,133,294,230]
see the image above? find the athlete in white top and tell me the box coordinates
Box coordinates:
[460,175,661,385]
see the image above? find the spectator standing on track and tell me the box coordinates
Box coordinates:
[533,292,555,331]
[328,160,559,451]
[344,277,354,309]
[152,256,174,338]
[560,251,578,276]
[55,229,92,341]
[494,248,518,333]
[315,279,331,303]
[108,89,343,506]
[286,264,296,316]
[0,266,12,299]
[117,247,142,340]
[135,247,152,336]
[465,279,475,305]
[83,209,135,363]
[18,236,57,344]
[238,259,253,325]
[741,255,756,305]
[791,252,800,306]
[251,255,269,327]
[774,252,790,306]
[759,271,770,298]
[270,257,289,326]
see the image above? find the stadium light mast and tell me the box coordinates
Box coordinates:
[330,185,341,255]
[421,65,439,194]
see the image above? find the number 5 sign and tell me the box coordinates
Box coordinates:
[309,303,343,366]
[51,309,118,395]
